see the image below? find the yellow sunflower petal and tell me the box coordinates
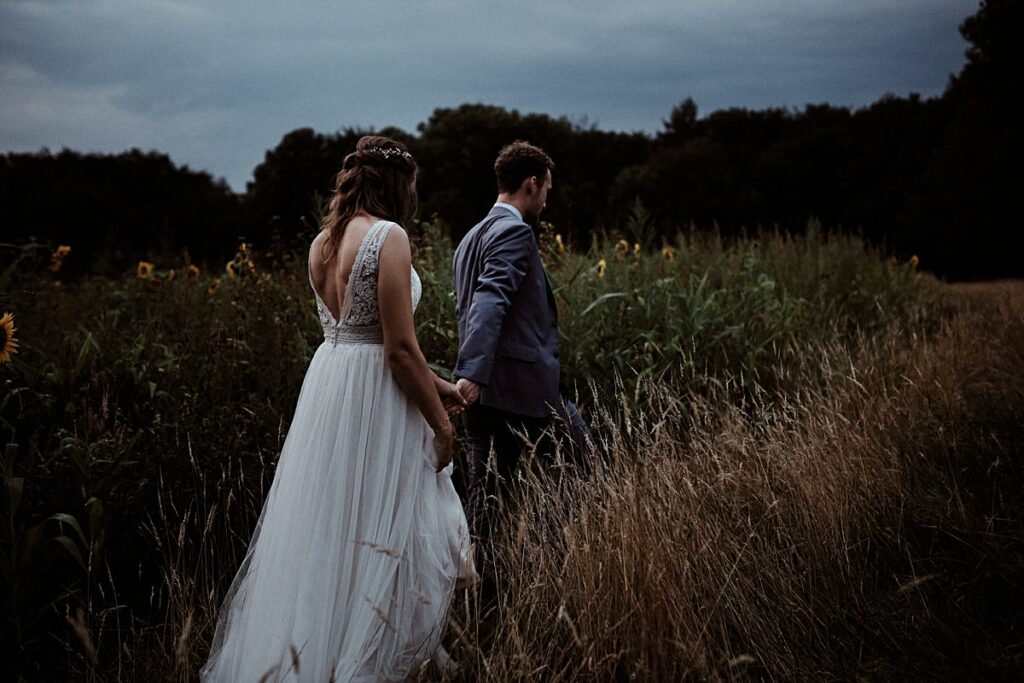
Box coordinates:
[0,312,18,363]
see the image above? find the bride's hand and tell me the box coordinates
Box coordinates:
[438,380,468,416]
[433,422,454,472]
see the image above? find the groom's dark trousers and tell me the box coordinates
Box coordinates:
[453,205,593,576]
[462,398,591,573]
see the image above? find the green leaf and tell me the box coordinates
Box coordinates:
[427,362,453,380]
[48,512,88,547]
[582,292,628,316]
[74,331,97,376]
[52,535,87,571]
[7,477,23,519]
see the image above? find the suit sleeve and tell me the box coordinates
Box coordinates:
[455,222,534,386]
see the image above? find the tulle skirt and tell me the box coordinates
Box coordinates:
[201,341,473,682]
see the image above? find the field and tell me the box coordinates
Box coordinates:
[2,219,1022,680]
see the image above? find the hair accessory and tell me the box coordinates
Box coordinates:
[368,146,412,160]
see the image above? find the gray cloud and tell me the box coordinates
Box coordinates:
[0,0,974,189]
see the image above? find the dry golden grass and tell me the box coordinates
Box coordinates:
[438,285,1024,681]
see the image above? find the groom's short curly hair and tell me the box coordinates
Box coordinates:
[494,141,554,193]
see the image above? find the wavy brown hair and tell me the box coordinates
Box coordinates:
[320,135,418,262]
[494,140,554,193]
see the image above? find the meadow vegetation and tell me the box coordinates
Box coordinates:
[1,217,1021,680]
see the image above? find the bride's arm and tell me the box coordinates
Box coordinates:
[378,226,454,469]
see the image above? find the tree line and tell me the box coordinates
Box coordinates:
[2,0,1019,281]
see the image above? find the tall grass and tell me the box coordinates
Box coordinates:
[462,295,1024,679]
[2,224,1019,680]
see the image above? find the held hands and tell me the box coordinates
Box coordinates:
[438,380,468,416]
[430,378,481,472]
[455,378,481,405]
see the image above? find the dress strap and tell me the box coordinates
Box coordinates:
[347,220,393,291]
[361,220,393,262]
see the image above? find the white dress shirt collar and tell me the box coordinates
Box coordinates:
[493,202,523,223]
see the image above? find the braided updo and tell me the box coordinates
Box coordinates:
[320,135,418,262]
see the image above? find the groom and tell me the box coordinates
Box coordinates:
[452,140,591,573]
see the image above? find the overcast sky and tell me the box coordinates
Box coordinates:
[1,0,975,191]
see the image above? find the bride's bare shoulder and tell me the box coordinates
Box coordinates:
[308,231,328,272]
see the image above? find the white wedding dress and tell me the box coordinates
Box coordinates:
[201,221,474,682]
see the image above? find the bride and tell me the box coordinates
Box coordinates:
[201,136,475,682]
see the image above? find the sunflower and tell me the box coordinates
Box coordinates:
[207,276,222,295]
[0,312,18,363]
[225,260,239,278]
[615,239,629,260]
[596,258,607,279]
[137,261,155,279]
[661,245,677,261]
[239,242,257,271]
[49,244,72,272]
[185,264,200,280]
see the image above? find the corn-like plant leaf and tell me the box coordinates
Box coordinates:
[51,535,86,571]
[48,513,88,548]
[582,292,627,316]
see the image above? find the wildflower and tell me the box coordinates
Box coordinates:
[555,234,565,254]
[137,261,155,279]
[633,243,641,258]
[596,258,607,279]
[239,242,257,272]
[225,260,239,278]
[909,255,919,270]
[207,276,222,295]
[0,312,18,363]
[166,268,176,283]
[661,245,676,261]
[186,264,200,280]
[49,244,71,272]
[615,239,629,260]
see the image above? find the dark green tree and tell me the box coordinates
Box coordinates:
[0,149,242,276]
[904,0,1023,279]
[245,127,369,245]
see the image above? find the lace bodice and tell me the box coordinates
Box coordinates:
[309,221,422,345]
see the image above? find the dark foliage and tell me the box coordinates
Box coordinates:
[1,1,1019,280]
[0,149,243,277]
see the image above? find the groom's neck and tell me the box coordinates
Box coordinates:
[495,194,536,228]
[495,193,526,214]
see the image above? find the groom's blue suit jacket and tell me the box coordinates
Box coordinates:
[453,205,561,419]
